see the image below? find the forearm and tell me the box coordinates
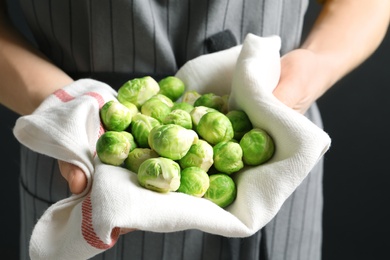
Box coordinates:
[302,0,390,93]
[0,4,73,115]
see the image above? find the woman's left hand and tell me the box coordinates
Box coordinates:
[273,48,331,114]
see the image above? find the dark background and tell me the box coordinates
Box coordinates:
[1,1,389,259]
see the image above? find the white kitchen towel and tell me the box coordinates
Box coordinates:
[14,34,331,260]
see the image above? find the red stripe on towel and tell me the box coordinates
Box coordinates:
[55,88,117,250]
[85,92,105,108]
[54,89,105,109]
[81,195,120,250]
[54,89,74,102]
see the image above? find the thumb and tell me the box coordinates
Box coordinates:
[58,160,88,194]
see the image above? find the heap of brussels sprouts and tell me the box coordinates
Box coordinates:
[96,75,275,208]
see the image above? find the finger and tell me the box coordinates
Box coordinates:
[273,78,296,109]
[58,160,88,194]
[120,228,136,235]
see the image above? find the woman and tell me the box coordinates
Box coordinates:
[1,0,389,259]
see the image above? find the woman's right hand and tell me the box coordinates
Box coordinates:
[58,160,88,195]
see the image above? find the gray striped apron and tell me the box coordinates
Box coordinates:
[17,1,323,259]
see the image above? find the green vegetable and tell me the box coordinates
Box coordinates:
[179,139,214,172]
[182,90,201,106]
[137,157,181,193]
[204,174,236,208]
[240,128,275,166]
[213,141,244,174]
[148,124,198,160]
[172,102,194,114]
[117,76,160,109]
[158,76,186,102]
[194,93,226,113]
[141,96,172,122]
[177,167,210,197]
[196,111,234,145]
[226,110,253,140]
[100,100,133,131]
[163,109,192,129]
[190,106,218,129]
[96,131,131,166]
[131,113,161,148]
[124,148,159,173]
[119,131,138,152]
[119,100,139,116]
[152,93,174,107]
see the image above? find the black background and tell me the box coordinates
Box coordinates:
[1,1,389,259]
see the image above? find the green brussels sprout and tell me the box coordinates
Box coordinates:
[240,128,275,166]
[119,131,138,152]
[172,102,194,114]
[158,76,186,102]
[100,100,133,131]
[141,96,172,122]
[119,100,139,115]
[213,141,244,174]
[204,173,236,208]
[177,167,210,197]
[194,93,226,113]
[117,76,160,109]
[96,131,131,166]
[182,90,202,106]
[148,124,198,160]
[189,106,218,129]
[163,109,192,129]
[196,111,234,145]
[226,110,253,140]
[152,93,174,107]
[137,157,181,193]
[131,113,161,148]
[179,139,214,172]
[124,148,159,173]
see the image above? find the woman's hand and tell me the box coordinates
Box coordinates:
[58,160,88,194]
[274,0,390,114]
[272,48,330,114]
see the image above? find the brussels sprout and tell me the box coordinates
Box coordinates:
[137,157,181,193]
[100,100,133,131]
[177,167,210,197]
[240,128,275,166]
[119,100,139,115]
[179,139,214,172]
[96,131,131,166]
[226,110,253,140]
[158,76,186,102]
[152,93,174,107]
[117,76,160,109]
[131,113,161,148]
[172,102,194,114]
[213,141,244,174]
[163,109,192,129]
[119,131,138,152]
[141,96,172,122]
[148,124,198,160]
[182,90,201,106]
[189,106,218,129]
[196,111,234,145]
[124,148,159,173]
[204,174,236,208]
[194,93,226,113]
